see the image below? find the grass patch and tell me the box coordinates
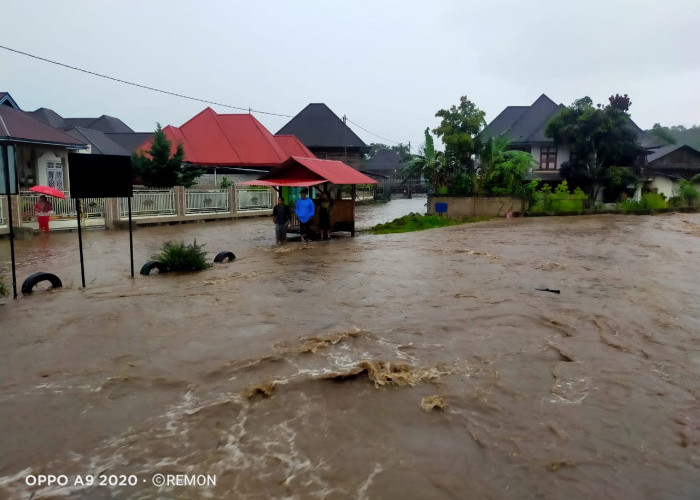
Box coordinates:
[368,213,491,234]
[152,239,211,272]
[0,276,8,297]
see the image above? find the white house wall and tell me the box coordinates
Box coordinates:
[650,176,676,199]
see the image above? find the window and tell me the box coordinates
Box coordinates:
[539,147,557,170]
[47,161,64,190]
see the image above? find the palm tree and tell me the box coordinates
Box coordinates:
[401,128,445,192]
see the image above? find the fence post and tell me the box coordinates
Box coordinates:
[0,195,7,226]
[104,197,119,229]
[175,186,185,219]
[9,194,22,228]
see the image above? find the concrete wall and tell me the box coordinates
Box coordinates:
[427,195,524,217]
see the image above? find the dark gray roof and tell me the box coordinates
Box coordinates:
[276,103,368,150]
[365,149,400,173]
[105,132,153,153]
[66,127,130,155]
[483,106,528,139]
[0,107,86,148]
[638,131,669,149]
[485,94,647,146]
[647,143,700,165]
[64,115,134,133]
[30,107,68,129]
[0,92,20,109]
[484,94,563,144]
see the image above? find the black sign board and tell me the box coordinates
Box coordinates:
[68,153,132,198]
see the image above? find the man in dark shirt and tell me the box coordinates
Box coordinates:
[272,196,291,244]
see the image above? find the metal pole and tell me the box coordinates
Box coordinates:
[75,197,86,288]
[128,197,134,278]
[2,145,17,298]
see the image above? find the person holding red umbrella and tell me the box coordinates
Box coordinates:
[34,195,53,232]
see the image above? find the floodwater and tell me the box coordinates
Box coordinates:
[0,203,698,499]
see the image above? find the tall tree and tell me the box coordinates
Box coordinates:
[132,124,203,188]
[545,95,640,202]
[432,96,486,194]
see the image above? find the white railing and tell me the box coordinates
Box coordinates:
[19,191,106,221]
[0,198,5,225]
[120,189,175,219]
[185,189,229,214]
[235,187,274,211]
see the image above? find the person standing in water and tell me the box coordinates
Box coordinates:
[272,196,291,244]
[295,187,315,242]
[318,190,333,240]
[34,195,53,233]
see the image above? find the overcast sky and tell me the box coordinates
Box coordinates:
[2,0,699,151]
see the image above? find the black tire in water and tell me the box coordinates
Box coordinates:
[214,251,236,263]
[21,272,63,294]
[140,260,168,275]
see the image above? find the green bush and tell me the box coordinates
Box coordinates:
[153,240,211,271]
[0,276,8,297]
[530,181,586,212]
[679,180,699,206]
[619,192,669,212]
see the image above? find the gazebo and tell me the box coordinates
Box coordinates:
[239,156,376,237]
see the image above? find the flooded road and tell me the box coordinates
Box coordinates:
[0,207,699,499]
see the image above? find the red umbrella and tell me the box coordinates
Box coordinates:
[29,185,66,199]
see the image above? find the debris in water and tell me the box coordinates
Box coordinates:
[246,381,276,399]
[274,328,366,354]
[420,395,446,411]
[535,288,560,294]
[321,360,450,388]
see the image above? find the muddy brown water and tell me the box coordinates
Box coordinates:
[0,204,698,499]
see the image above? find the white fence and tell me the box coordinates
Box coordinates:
[120,189,176,218]
[20,191,106,221]
[236,187,274,211]
[185,189,229,214]
[0,198,5,226]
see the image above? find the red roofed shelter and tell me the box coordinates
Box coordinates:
[239,156,376,237]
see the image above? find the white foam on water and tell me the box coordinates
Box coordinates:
[357,463,384,500]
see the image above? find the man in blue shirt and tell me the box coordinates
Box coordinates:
[295,187,315,242]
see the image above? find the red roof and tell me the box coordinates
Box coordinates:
[274,135,315,158]
[238,156,377,187]
[136,108,315,167]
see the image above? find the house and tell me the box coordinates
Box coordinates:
[276,103,369,169]
[643,143,700,198]
[0,104,86,191]
[364,149,401,178]
[483,94,649,185]
[136,107,315,185]
[483,94,569,181]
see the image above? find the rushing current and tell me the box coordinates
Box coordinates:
[0,198,698,499]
